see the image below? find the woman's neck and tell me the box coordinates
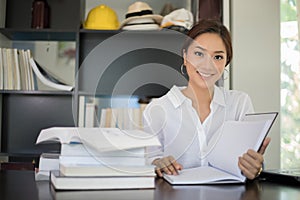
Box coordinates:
[182,83,214,122]
[183,83,214,103]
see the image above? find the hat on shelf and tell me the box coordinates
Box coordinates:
[84,4,120,30]
[160,8,194,33]
[120,1,163,30]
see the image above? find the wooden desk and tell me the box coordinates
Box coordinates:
[0,170,299,200]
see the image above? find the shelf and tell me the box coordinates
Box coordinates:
[79,28,187,36]
[0,90,73,96]
[0,28,76,41]
[79,29,121,34]
[77,91,142,98]
[4,0,84,31]
[1,152,57,159]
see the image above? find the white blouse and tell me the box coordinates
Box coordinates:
[143,85,254,168]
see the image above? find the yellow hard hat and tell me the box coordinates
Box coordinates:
[84,5,119,30]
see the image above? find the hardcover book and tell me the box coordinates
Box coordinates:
[59,162,155,177]
[50,170,156,190]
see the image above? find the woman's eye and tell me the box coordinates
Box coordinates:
[214,55,224,60]
[194,51,204,57]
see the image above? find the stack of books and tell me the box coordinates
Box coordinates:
[35,127,160,190]
[35,153,60,181]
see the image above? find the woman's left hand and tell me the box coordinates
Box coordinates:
[238,137,271,180]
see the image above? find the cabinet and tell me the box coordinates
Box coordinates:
[0,0,223,162]
[0,0,84,162]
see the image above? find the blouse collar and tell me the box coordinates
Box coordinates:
[167,85,226,108]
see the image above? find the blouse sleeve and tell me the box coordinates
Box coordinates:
[142,102,165,165]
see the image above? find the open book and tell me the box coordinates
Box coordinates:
[36,127,161,153]
[163,112,278,184]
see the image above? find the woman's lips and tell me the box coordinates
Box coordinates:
[197,70,214,78]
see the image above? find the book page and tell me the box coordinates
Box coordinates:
[36,127,81,144]
[36,127,161,153]
[29,58,73,91]
[78,128,160,152]
[207,120,272,180]
[163,166,242,184]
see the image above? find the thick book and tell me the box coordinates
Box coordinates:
[36,127,161,153]
[50,185,155,200]
[59,155,147,167]
[164,112,278,185]
[50,170,156,190]
[60,143,146,157]
[35,153,60,181]
[59,162,156,177]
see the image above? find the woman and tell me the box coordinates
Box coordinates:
[143,19,269,180]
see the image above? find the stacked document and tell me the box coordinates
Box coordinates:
[35,153,60,181]
[35,127,161,190]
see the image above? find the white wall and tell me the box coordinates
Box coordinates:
[223,0,230,89]
[230,0,281,169]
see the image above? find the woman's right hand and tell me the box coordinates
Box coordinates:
[152,156,183,177]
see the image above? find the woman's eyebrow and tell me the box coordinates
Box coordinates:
[195,46,206,51]
[195,46,225,54]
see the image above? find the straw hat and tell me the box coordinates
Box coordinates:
[122,18,160,30]
[120,1,163,29]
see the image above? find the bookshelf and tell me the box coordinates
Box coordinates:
[0,0,83,163]
[0,0,223,163]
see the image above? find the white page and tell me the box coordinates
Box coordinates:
[36,127,81,144]
[78,128,160,152]
[36,127,161,153]
[207,120,269,180]
[163,166,242,184]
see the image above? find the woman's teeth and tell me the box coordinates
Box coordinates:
[197,71,212,77]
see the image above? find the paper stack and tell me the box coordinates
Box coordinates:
[35,127,160,190]
[35,153,60,181]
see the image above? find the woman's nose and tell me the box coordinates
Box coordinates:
[197,54,216,70]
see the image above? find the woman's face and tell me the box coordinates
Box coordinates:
[184,33,227,90]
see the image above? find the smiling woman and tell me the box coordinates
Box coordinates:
[183,33,227,94]
[142,19,269,180]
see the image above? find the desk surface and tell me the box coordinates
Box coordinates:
[0,170,299,200]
